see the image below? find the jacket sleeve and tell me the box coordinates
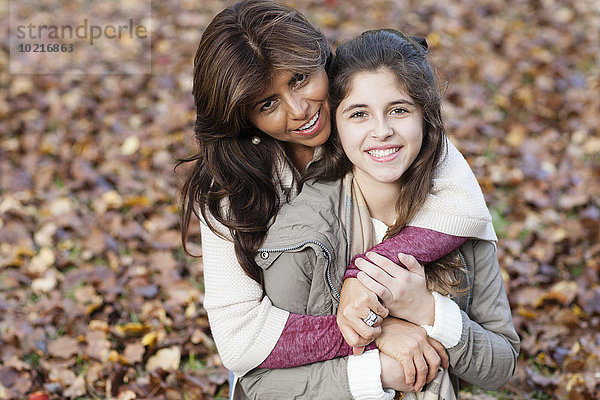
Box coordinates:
[447,240,520,389]
[200,220,355,375]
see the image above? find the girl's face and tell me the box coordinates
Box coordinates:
[247,68,331,149]
[336,67,423,190]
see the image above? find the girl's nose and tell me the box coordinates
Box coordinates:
[371,117,393,139]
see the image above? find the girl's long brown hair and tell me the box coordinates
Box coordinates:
[179,0,330,287]
[305,29,464,294]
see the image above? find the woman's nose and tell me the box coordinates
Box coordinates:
[286,94,310,120]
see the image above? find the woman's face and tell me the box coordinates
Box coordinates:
[336,68,423,190]
[247,68,331,148]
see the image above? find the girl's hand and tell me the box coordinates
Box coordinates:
[337,278,389,355]
[379,351,416,392]
[355,252,435,326]
[376,318,449,392]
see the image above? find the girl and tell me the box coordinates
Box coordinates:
[236,29,519,399]
[181,0,499,397]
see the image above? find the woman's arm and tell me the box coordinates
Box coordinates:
[344,226,466,279]
[201,221,365,375]
[240,350,405,400]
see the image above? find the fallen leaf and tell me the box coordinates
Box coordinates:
[48,336,79,359]
[146,347,180,372]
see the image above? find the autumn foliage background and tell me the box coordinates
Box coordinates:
[1,0,599,399]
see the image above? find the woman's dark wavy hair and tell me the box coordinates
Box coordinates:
[305,29,464,294]
[179,0,331,287]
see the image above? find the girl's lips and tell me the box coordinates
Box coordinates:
[292,109,322,137]
[365,146,402,162]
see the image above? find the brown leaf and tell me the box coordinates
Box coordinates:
[48,336,79,359]
[63,375,86,398]
[124,342,146,365]
[85,330,111,362]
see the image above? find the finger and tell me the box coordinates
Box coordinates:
[344,314,381,343]
[400,358,416,387]
[413,354,428,392]
[365,252,408,278]
[337,318,363,346]
[355,257,397,290]
[428,338,449,369]
[353,346,365,356]
[372,313,384,328]
[349,281,390,318]
[357,271,393,302]
[397,253,425,278]
[422,346,441,383]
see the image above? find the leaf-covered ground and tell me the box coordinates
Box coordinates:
[1,0,599,399]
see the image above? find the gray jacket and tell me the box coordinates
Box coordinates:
[238,178,520,399]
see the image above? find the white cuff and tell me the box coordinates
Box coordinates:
[421,291,462,349]
[347,349,395,400]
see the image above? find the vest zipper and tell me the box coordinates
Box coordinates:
[458,249,472,315]
[258,240,340,301]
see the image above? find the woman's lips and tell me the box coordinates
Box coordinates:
[292,109,322,137]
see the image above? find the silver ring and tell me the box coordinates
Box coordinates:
[363,310,379,327]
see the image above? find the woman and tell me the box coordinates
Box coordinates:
[237,29,520,399]
[180,0,497,396]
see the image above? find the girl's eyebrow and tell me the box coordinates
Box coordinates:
[341,99,415,114]
[341,104,367,114]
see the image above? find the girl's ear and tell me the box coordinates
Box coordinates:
[411,36,429,52]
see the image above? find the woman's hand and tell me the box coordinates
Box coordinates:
[337,278,389,355]
[376,318,449,392]
[355,252,435,326]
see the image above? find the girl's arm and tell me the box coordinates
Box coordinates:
[350,240,519,389]
[445,240,519,389]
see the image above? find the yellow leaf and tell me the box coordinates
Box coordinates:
[426,32,440,47]
[115,322,150,336]
[517,306,538,319]
[125,195,151,207]
[89,320,109,331]
[121,136,140,155]
[141,331,158,347]
[565,373,584,392]
[107,350,120,362]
